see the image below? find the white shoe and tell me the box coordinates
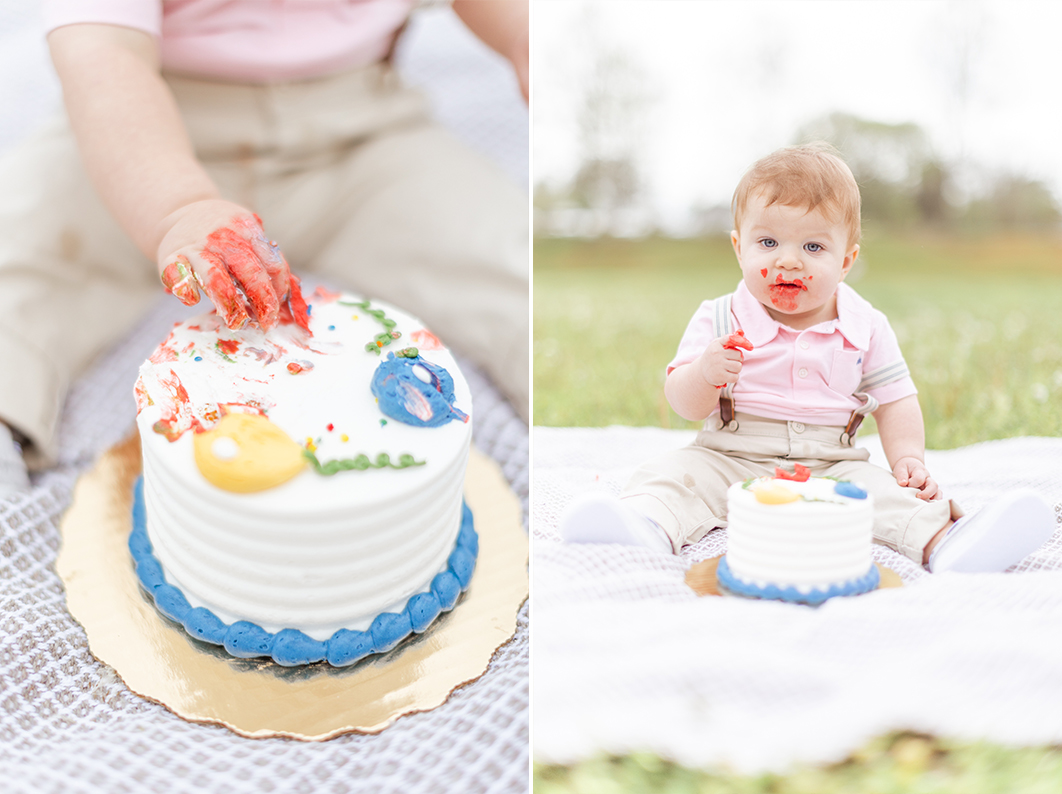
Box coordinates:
[929,490,1055,573]
[559,492,673,553]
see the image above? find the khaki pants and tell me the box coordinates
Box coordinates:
[621,413,962,564]
[0,63,529,467]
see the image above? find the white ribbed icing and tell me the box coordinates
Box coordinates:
[725,477,874,593]
[134,290,473,640]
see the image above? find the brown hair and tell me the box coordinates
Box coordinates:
[732,143,861,246]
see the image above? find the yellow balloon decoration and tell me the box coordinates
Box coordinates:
[753,482,800,505]
[194,412,306,493]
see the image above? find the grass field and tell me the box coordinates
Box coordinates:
[534,231,1062,447]
[533,230,1062,792]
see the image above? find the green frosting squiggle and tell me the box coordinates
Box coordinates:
[340,300,402,355]
[302,449,426,476]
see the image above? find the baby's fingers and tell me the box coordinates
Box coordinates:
[160,255,201,306]
[201,225,280,330]
[916,477,942,501]
[175,248,250,330]
[248,221,292,309]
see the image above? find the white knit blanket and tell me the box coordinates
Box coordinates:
[0,6,528,793]
[533,425,1062,773]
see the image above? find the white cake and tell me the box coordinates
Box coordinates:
[133,286,473,658]
[721,473,876,601]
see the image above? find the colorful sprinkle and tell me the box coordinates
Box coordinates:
[194,356,202,362]
[326,423,334,432]
[380,419,388,427]
[328,325,335,331]
[340,434,349,442]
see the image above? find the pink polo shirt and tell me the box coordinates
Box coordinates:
[668,281,917,426]
[43,0,417,83]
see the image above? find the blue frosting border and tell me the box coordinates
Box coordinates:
[129,477,478,667]
[716,554,879,606]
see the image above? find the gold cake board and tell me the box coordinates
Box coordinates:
[685,556,903,598]
[56,434,528,740]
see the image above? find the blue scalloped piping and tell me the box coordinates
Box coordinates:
[716,554,879,606]
[129,477,478,667]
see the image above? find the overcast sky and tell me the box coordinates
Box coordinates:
[534,0,1062,230]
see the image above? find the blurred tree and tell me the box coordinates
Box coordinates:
[566,8,654,235]
[795,112,950,228]
[963,175,1061,230]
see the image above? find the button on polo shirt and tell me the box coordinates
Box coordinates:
[668,281,917,426]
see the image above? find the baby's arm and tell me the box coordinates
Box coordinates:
[48,24,300,331]
[664,332,752,421]
[453,0,529,102]
[873,394,941,500]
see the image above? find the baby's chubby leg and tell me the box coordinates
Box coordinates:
[0,421,29,499]
[824,459,1055,571]
[560,443,768,553]
[0,117,159,469]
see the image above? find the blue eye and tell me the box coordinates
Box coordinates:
[805,243,822,253]
[761,238,777,248]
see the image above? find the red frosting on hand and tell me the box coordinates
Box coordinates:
[722,329,754,352]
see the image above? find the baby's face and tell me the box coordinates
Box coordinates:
[731,192,859,329]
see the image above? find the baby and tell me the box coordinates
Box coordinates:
[0,0,529,500]
[562,144,1054,573]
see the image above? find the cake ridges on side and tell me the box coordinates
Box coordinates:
[724,475,875,595]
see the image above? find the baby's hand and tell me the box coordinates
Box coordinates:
[156,200,308,332]
[893,456,942,501]
[699,330,754,388]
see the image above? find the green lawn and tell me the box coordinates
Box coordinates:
[534,231,1062,447]
[535,733,1062,794]
[532,230,1062,792]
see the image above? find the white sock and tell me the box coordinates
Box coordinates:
[929,490,1055,573]
[559,492,674,553]
[0,422,30,499]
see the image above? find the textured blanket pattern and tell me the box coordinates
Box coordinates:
[533,426,1062,773]
[0,5,528,792]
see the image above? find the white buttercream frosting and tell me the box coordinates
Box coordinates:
[135,289,473,640]
[725,477,874,593]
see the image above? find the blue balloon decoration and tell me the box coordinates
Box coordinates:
[371,352,469,427]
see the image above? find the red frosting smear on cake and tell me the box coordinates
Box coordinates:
[151,369,202,441]
[775,463,811,482]
[149,344,178,364]
[134,379,152,412]
[286,360,314,374]
[311,286,342,303]
[410,329,443,351]
[217,338,240,356]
